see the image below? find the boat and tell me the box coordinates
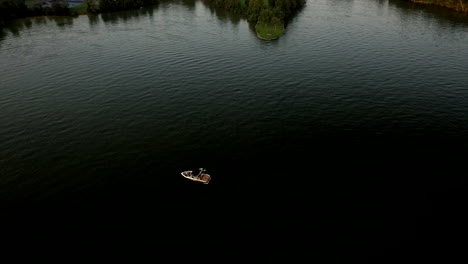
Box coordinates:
[181,168,211,184]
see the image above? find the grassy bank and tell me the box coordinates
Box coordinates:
[255,22,285,40]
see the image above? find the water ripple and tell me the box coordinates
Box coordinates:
[0,0,468,199]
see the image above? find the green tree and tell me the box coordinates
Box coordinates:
[271,15,281,30]
[0,0,29,25]
[247,0,265,21]
[49,0,71,16]
[86,0,100,14]
[258,8,273,23]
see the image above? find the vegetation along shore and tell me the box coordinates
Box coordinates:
[1,0,467,39]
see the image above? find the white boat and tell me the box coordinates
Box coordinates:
[181,168,211,184]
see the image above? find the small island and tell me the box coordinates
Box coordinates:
[203,0,306,40]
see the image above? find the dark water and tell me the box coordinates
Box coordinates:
[1,0,468,211]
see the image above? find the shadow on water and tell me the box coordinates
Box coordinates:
[285,3,307,28]
[33,16,48,25]
[0,17,35,40]
[376,0,386,8]
[101,5,158,24]
[1,0,468,43]
[49,16,74,28]
[389,0,468,27]
[170,0,196,10]
[326,0,355,9]
[0,15,68,43]
[0,28,5,48]
[200,2,242,26]
[88,14,100,28]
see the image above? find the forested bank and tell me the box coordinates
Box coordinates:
[2,0,466,35]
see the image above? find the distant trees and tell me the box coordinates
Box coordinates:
[0,0,163,25]
[0,0,78,25]
[50,0,71,15]
[0,0,28,26]
[202,0,306,24]
[2,0,467,27]
[0,0,309,27]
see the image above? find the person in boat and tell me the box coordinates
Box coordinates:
[190,168,199,177]
[193,168,205,178]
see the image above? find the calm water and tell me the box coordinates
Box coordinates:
[1,0,468,205]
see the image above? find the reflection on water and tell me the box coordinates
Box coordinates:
[23,19,33,29]
[101,6,158,24]
[326,0,355,10]
[387,0,468,41]
[1,19,31,38]
[1,0,468,44]
[389,0,468,27]
[0,28,5,48]
[34,17,49,25]
[0,16,73,40]
[50,16,74,28]
[201,1,242,26]
[173,0,196,10]
[376,0,386,8]
[88,15,100,28]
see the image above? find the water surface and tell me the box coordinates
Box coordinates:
[1,0,467,204]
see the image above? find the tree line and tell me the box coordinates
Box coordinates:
[0,0,85,27]
[202,0,306,25]
[1,0,307,28]
[0,0,162,27]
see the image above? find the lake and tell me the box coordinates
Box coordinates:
[1,0,468,207]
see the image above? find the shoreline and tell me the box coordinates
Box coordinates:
[255,31,284,40]
[255,22,286,41]
[408,0,468,13]
[3,0,467,33]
